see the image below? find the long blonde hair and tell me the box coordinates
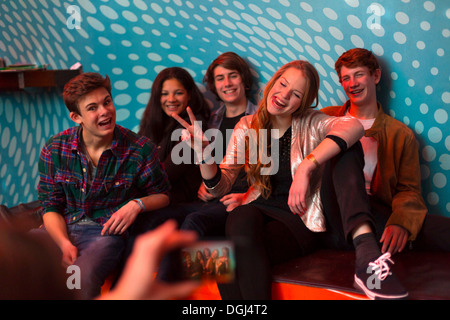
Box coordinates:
[246,60,320,198]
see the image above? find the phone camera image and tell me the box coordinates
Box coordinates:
[180,240,235,283]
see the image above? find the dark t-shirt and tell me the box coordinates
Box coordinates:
[252,126,293,212]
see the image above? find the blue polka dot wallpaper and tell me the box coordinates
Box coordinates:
[0,0,449,216]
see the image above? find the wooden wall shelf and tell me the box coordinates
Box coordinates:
[0,68,82,91]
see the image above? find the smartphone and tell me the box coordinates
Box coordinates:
[179,240,235,283]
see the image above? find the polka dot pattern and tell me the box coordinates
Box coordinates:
[0,1,448,217]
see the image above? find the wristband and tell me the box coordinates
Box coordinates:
[325,135,347,152]
[131,198,146,213]
[306,153,320,168]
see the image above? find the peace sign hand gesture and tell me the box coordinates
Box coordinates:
[171,107,209,158]
[172,107,218,181]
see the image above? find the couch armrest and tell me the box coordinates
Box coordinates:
[0,201,43,231]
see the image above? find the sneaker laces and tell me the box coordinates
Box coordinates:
[368,252,394,281]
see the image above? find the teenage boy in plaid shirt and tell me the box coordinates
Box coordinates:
[37,72,170,299]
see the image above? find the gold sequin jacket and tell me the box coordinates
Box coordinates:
[205,108,364,232]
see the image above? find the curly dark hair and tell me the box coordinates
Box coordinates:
[63,72,112,114]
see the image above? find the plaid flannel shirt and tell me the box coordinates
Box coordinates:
[38,125,170,226]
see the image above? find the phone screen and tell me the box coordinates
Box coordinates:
[180,240,235,283]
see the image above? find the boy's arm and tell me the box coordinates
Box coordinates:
[140,193,170,212]
[42,211,78,267]
[38,139,78,266]
[102,139,171,236]
[100,193,170,236]
[38,139,65,213]
[385,133,427,241]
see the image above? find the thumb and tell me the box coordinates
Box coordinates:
[380,228,387,243]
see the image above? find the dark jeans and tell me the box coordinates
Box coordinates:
[180,201,229,237]
[220,143,374,299]
[128,200,229,239]
[124,203,190,258]
[219,205,311,300]
[319,142,375,249]
[31,224,124,300]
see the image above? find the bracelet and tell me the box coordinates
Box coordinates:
[306,153,320,168]
[131,198,146,213]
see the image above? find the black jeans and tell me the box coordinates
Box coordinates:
[219,205,315,300]
[180,201,229,238]
[319,142,375,249]
[220,143,374,299]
